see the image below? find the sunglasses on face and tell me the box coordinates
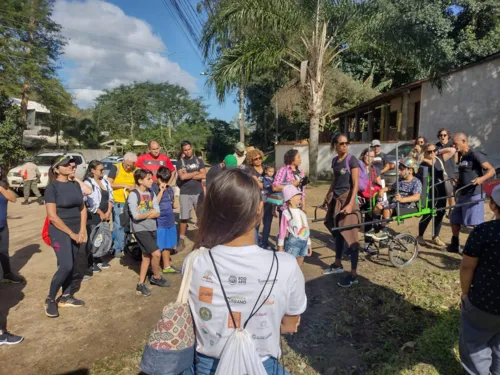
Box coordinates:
[373,145,380,148]
[427,149,437,153]
[253,156,263,161]
[60,163,76,169]
[398,165,407,170]
[439,133,448,138]
[338,142,349,146]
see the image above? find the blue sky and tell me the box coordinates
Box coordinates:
[53,0,237,122]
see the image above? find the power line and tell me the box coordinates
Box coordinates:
[158,0,203,62]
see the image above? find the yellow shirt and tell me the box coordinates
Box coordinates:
[112,163,135,203]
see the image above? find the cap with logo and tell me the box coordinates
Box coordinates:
[51,155,76,171]
[483,179,500,207]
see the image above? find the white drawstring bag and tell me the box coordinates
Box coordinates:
[208,250,279,375]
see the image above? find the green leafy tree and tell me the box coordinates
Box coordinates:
[0,93,27,169]
[0,0,65,123]
[206,119,240,162]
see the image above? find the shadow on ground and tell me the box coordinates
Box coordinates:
[284,273,462,374]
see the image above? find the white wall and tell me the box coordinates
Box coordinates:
[275,141,408,179]
[420,58,500,159]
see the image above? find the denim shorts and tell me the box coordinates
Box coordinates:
[284,236,309,258]
[181,352,290,375]
[450,194,484,226]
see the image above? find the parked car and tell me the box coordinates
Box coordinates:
[8,152,87,192]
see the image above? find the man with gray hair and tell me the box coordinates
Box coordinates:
[107,152,138,258]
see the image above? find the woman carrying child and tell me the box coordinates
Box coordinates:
[322,134,361,288]
[278,185,312,267]
[151,166,180,274]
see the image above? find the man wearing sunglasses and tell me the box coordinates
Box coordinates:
[370,140,390,177]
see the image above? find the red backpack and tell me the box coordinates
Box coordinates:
[42,217,51,246]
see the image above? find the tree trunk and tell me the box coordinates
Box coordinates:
[129,108,135,139]
[21,0,36,124]
[238,85,245,143]
[308,98,321,182]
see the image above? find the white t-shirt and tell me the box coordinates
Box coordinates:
[187,245,307,360]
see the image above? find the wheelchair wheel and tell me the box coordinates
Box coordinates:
[388,233,418,268]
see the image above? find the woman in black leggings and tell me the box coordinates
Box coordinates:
[44,156,87,318]
[84,160,113,276]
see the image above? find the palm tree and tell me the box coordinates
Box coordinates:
[201,0,368,180]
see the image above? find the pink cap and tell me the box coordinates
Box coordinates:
[283,185,301,202]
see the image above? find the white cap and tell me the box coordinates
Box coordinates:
[371,140,381,147]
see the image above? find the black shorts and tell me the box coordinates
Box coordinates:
[134,231,159,254]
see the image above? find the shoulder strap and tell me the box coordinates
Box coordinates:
[345,154,352,174]
[209,250,279,329]
[181,158,186,168]
[435,157,448,177]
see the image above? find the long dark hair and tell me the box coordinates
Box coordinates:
[84,160,102,181]
[283,149,299,166]
[194,169,262,249]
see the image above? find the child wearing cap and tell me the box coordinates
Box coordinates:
[277,185,312,267]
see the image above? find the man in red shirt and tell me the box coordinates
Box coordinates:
[136,140,175,181]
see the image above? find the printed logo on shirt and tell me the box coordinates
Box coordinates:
[228,311,242,328]
[255,312,267,317]
[201,326,209,335]
[209,340,215,347]
[262,294,275,305]
[257,321,268,329]
[252,333,272,340]
[202,271,215,284]
[199,286,213,304]
[258,278,278,285]
[229,275,247,285]
[200,307,212,321]
[459,161,469,167]
[229,296,247,305]
[340,168,347,175]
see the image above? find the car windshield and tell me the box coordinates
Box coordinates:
[387,144,414,158]
[102,161,114,170]
[33,155,62,166]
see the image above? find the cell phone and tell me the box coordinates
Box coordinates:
[301,176,310,186]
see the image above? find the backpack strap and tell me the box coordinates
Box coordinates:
[345,154,352,174]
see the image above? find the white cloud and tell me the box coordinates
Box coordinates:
[53,0,198,107]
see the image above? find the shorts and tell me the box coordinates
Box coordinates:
[180,194,202,220]
[284,236,309,258]
[134,231,159,254]
[157,226,177,251]
[450,194,484,226]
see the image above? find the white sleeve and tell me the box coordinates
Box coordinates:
[286,262,307,315]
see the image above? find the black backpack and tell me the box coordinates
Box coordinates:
[120,189,155,234]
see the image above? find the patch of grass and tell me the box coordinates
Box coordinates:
[91,348,143,375]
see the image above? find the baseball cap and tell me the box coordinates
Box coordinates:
[235,142,246,153]
[51,155,75,170]
[371,140,381,147]
[483,179,500,206]
[223,154,238,168]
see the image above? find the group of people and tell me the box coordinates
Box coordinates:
[1,130,499,375]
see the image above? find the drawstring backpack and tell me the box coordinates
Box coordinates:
[208,249,279,375]
[140,247,207,375]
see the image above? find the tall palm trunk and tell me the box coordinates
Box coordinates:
[239,84,245,143]
[308,80,324,181]
[21,0,36,124]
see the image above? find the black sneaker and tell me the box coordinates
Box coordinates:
[45,297,59,318]
[177,238,186,252]
[58,295,85,307]
[446,244,462,254]
[364,245,377,256]
[323,264,344,275]
[150,275,171,287]
[91,264,101,273]
[21,200,29,205]
[2,272,25,284]
[97,261,111,269]
[136,283,151,296]
[338,274,359,288]
[0,331,24,345]
[37,197,45,205]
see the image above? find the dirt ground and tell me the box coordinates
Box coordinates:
[0,184,489,375]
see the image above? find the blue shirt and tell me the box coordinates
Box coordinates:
[152,183,175,229]
[0,190,7,229]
